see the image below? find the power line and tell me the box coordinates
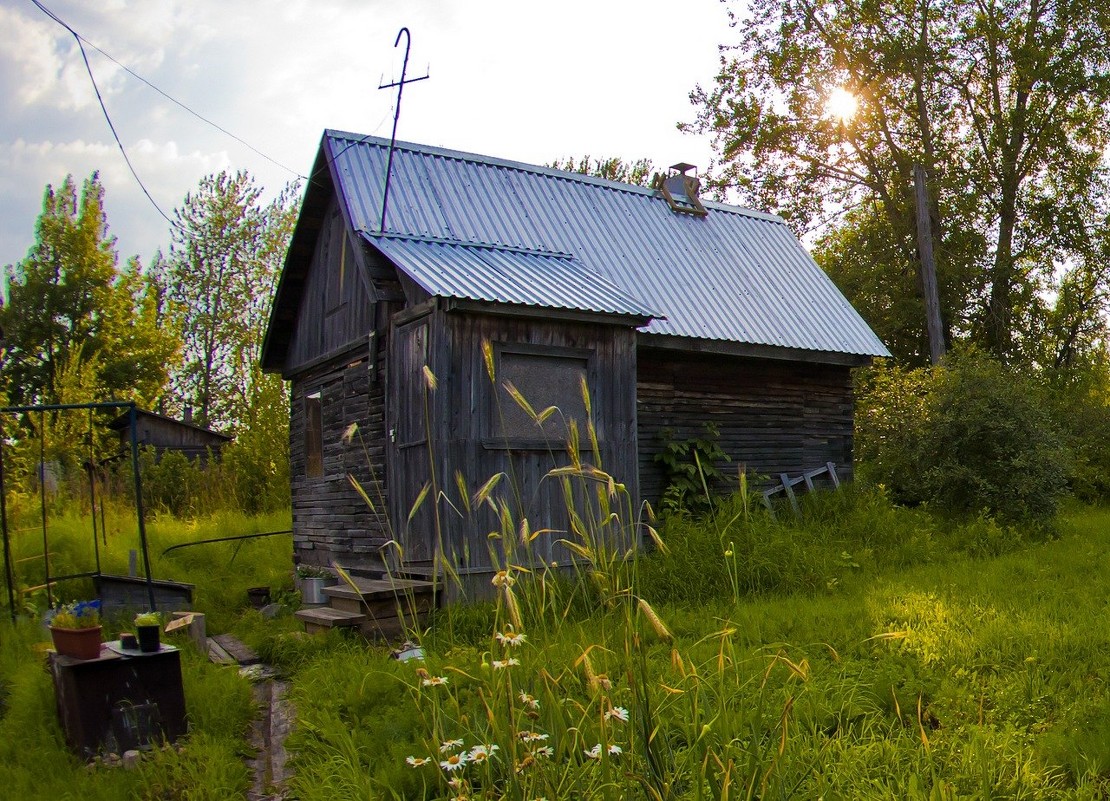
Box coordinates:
[72,31,306,179]
[31,0,179,229]
[29,0,309,227]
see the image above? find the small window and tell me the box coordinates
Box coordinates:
[492,348,591,444]
[305,391,323,478]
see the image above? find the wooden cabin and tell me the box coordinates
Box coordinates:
[261,133,889,578]
[107,409,231,462]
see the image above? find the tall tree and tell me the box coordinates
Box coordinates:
[167,171,299,432]
[690,0,1110,363]
[0,173,178,407]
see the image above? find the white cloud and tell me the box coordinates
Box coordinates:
[1,0,732,269]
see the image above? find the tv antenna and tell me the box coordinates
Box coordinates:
[378,27,429,233]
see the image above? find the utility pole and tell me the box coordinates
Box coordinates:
[914,163,946,364]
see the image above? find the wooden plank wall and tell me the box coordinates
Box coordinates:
[394,309,640,573]
[636,349,855,503]
[289,339,391,569]
[284,196,375,373]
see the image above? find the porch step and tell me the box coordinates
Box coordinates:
[294,606,366,635]
[297,576,437,639]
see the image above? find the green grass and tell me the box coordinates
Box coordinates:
[276,498,1110,800]
[0,505,293,800]
[7,495,1110,798]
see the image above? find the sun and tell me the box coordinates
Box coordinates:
[826,87,859,122]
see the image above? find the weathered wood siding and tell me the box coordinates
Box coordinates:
[284,196,375,373]
[289,340,391,569]
[389,306,640,572]
[637,349,855,502]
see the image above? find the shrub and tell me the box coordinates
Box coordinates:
[857,352,1069,523]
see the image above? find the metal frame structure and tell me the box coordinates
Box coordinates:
[0,401,155,622]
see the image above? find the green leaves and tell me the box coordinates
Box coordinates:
[695,0,1110,366]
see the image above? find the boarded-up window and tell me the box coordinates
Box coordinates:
[305,392,323,478]
[494,349,591,443]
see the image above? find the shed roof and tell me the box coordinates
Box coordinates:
[365,233,659,321]
[267,131,889,365]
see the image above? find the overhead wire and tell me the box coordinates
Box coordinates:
[30,0,412,226]
[31,0,179,229]
[70,32,306,179]
[29,0,312,230]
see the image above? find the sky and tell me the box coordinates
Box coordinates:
[0,0,736,273]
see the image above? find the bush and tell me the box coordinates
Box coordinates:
[857,352,1069,523]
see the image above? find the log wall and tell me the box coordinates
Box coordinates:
[289,335,391,569]
[637,349,855,502]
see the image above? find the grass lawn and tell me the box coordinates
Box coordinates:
[3,499,1110,798]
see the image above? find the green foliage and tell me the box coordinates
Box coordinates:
[691,0,1110,362]
[1042,361,1110,503]
[653,423,730,513]
[548,155,655,186]
[857,353,1070,522]
[0,173,179,408]
[166,171,298,433]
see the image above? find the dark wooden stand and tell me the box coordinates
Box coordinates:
[49,642,187,758]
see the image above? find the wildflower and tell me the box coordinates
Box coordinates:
[422,675,449,687]
[447,777,466,791]
[585,743,622,759]
[440,751,469,772]
[492,658,521,669]
[496,630,527,647]
[491,570,515,588]
[468,744,499,763]
[605,706,629,723]
[518,730,549,743]
[519,690,540,709]
[406,756,431,767]
[440,738,465,753]
[531,745,554,758]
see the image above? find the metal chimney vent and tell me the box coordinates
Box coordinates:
[652,163,708,217]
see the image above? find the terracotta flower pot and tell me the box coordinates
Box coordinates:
[50,625,103,660]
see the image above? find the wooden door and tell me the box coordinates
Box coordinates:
[388,313,436,564]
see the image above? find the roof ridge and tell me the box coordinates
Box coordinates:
[324,129,784,224]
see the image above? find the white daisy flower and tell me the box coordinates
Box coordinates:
[605,706,629,723]
[496,630,527,647]
[440,751,469,772]
[422,675,449,687]
[440,738,464,753]
[406,755,431,767]
[519,690,540,709]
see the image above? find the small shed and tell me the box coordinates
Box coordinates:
[261,132,889,577]
[107,409,231,462]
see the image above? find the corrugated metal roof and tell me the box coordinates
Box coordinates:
[364,234,660,320]
[327,131,890,359]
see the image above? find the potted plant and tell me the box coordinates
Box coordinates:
[48,600,103,660]
[133,611,163,653]
[296,564,331,605]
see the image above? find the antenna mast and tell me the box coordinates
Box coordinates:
[378,27,429,233]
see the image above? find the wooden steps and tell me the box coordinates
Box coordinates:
[295,574,437,639]
[294,605,367,635]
